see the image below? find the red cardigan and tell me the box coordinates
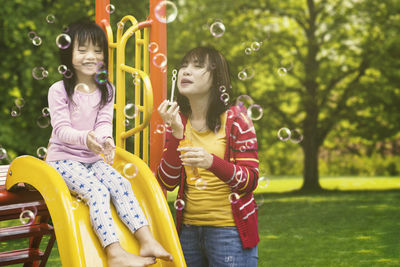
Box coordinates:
[156,105,260,249]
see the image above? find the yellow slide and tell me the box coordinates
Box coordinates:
[5,148,186,267]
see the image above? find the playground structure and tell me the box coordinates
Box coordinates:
[0,0,186,266]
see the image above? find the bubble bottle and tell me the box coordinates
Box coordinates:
[179,124,201,185]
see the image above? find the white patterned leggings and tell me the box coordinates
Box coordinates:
[47,159,148,248]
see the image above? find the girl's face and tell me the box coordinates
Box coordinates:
[72,39,104,78]
[177,57,213,97]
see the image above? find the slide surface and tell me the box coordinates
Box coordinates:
[5,148,186,267]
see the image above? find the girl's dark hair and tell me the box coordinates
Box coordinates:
[60,20,112,108]
[176,46,232,132]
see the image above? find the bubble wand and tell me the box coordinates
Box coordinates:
[170,69,177,102]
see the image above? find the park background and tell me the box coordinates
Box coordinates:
[0,0,399,266]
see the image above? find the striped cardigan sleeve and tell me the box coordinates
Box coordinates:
[208,111,259,194]
[156,128,184,191]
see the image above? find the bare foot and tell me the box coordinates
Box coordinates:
[106,242,156,267]
[140,239,173,261]
[135,226,173,261]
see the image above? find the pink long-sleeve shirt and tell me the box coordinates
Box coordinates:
[45,80,114,163]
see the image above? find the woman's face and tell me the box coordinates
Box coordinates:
[177,56,213,98]
[72,39,104,77]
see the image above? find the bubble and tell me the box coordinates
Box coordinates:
[255,194,265,207]
[220,93,230,105]
[280,59,293,71]
[123,163,138,179]
[290,129,303,144]
[15,98,25,108]
[106,4,115,14]
[32,66,48,80]
[96,70,108,84]
[154,1,178,24]
[148,42,159,53]
[75,194,85,204]
[56,33,72,49]
[19,209,36,225]
[195,178,207,190]
[277,127,291,141]
[71,201,79,210]
[32,36,42,46]
[117,21,124,29]
[28,31,36,40]
[124,103,139,119]
[209,21,225,37]
[42,107,50,116]
[174,199,185,211]
[245,48,252,55]
[46,14,56,23]
[239,145,246,152]
[277,67,287,77]
[235,169,247,183]
[62,25,69,33]
[258,176,269,189]
[238,70,247,81]
[58,65,68,74]
[251,42,261,51]
[97,62,106,71]
[153,53,167,68]
[154,124,166,134]
[247,104,263,121]
[0,147,7,160]
[243,67,255,79]
[226,110,234,119]
[245,139,256,149]
[37,115,51,128]
[236,95,254,108]
[64,69,73,78]
[219,85,227,93]
[10,106,21,117]
[132,71,141,86]
[36,146,47,158]
[228,192,240,204]
[74,83,90,93]
[124,119,130,127]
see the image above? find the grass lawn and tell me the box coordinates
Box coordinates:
[1,176,400,266]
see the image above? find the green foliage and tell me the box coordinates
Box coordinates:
[0,0,399,180]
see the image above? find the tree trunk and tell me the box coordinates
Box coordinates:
[301,138,322,191]
[301,112,322,191]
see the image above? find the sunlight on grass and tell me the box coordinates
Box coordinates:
[320,177,400,191]
[166,177,400,201]
[355,235,373,240]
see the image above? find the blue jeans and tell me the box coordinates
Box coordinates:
[180,225,258,267]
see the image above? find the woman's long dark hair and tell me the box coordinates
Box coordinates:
[60,21,112,108]
[176,47,232,132]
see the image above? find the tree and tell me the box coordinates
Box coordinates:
[168,0,400,191]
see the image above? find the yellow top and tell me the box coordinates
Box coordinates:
[182,113,235,226]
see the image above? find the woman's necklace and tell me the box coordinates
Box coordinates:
[189,117,208,133]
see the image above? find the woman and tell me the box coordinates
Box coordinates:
[157,47,259,266]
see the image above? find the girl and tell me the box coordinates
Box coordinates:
[157,47,259,266]
[45,21,172,267]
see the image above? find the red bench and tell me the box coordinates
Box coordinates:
[0,165,55,267]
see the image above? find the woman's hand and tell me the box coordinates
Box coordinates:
[157,100,184,139]
[87,131,104,154]
[178,146,213,169]
[103,137,115,165]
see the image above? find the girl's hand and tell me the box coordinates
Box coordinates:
[103,137,115,165]
[178,146,213,169]
[157,100,184,139]
[87,131,104,154]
